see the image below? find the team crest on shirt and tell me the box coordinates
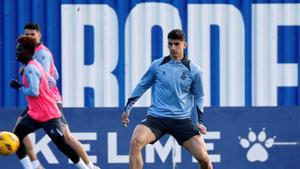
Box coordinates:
[180,71,188,80]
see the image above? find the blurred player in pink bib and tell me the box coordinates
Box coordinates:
[11,35,90,169]
[12,23,100,169]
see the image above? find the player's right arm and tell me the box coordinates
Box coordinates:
[122,59,160,127]
[21,65,41,96]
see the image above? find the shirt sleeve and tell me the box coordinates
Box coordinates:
[21,65,41,97]
[35,51,52,73]
[45,71,56,88]
[53,65,59,80]
[191,67,204,123]
[124,60,158,113]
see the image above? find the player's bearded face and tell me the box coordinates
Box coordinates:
[168,39,186,59]
[24,29,41,43]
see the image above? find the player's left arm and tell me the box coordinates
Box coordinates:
[35,51,51,73]
[191,67,207,134]
[45,71,56,88]
[53,64,59,80]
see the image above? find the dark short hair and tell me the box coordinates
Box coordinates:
[167,29,186,41]
[24,23,40,31]
[17,35,37,56]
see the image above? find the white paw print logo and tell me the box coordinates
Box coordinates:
[239,128,276,162]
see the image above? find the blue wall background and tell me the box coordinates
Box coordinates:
[1,0,300,107]
[1,1,300,168]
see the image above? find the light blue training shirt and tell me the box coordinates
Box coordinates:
[34,44,59,80]
[124,56,204,122]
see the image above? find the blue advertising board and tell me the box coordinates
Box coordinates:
[1,0,300,107]
[0,107,299,169]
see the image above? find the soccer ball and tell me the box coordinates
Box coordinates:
[0,131,20,156]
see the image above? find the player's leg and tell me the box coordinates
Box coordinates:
[182,135,213,169]
[129,124,156,169]
[170,118,212,169]
[14,114,41,169]
[43,118,89,169]
[13,107,44,169]
[130,115,165,169]
[63,125,96,168]
[23,136,35,161]
[23,136,44,169]
[58,108,99,169]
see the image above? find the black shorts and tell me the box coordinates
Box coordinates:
[19,107,29,117]
[140,115,200,145]
[14,113,65,140]
[18,103,68,125]
[13,107,30,131]
[57,103,68,125]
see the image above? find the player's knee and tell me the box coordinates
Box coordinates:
[63,131,72,141]
[63,132,78,146]
[23,137,34,150]
[61,126,73,141]
[24,143,34,155]
[130,137,145,152]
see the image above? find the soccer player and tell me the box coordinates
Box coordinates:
[11,35,89,169]
[20,23,99,169]
[121,29,213,169]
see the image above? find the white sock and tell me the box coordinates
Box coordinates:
[75,158,89,169]
[31,159,41,168]
[20,156,34,169]
[87,161,94,169]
